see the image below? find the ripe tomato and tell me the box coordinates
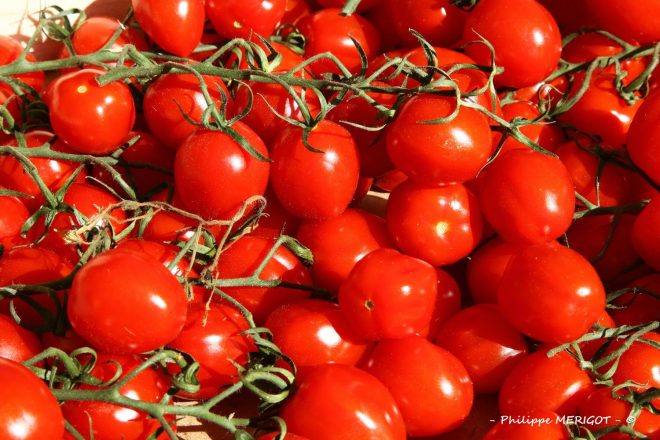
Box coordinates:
[478,149,574,244]
[632,194,660,270]
[116,239,195,278]
[435,304,528,394]
[583,0,660,45]
[628,90,660,185]
[257,434,309,440]
[0,191,29,250]
[174,124,270,220]
[206,0,286,40]
[610,274,660,327]
[296,208,393,292]
[498,242,605,344]
[364,335,473,436]
[386,0,467,48]
[495,101,565,154]
[431,394,499,440]
[386,181,484,266]
[466,238,522,304]
[264,299,369,377]
[387,95,492,184]
[0,357,64,440]
[0,314,42,362]
[251,188,301,239]
[270,120,359,220]
[424,268,462,339]
[315,0,380,12]
[62,17,148,61]
[483,410,568,440]
[280,364,406,440]
[68,248,188,354]
[463,0,561,88]
[49,69,135,155]
[132,0,204,57]
[0,35,45,92]
[338,248,437,340]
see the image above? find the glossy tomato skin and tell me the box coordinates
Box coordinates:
[116,239,195,278]
[0,314,42,362]
[387,181,484,266]
[0,357,64,440]
[0,35,45,92]
[174,124,270,220]
[265,299,369,377]
[632,194,660,270]
[478,149,574,244]
[296,208,394,292]
[424,268,462,339]
[207,0,286,40]
[49,69,135,154]
[483,410,568,440]
[168,303,254,400]
[316,0,380,12]
[435,304,528,394]
[270,120,359,220]
[387,95,492,184]
[610,274,660,327]
[364,335,474,436]
[628,90,660,185]
[281,364,406,440]
[338,248,437,340]
[68,248,188,354]
[463,0,561,88]
[466,238,522,304]
[62,16,148,62]
[496,101,565,154]
[0,191,29,250]
[498,243,605,344]
[132,0,204,57]
[583,0,660,45]
[386,0,467,48]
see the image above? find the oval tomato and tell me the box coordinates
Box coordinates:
[206,0,286,40]
[387,0,467,48]
[62,16,148,62]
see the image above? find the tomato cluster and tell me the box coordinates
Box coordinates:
[0,0,659,439]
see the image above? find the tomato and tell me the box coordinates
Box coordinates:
[466,238,521,304]
[270,120,359,220]
[251,188,302,239]
[116,239,195,277]
[280,364,406,440]
[68,248,188,354]
[167,302,254,400]
[298,9,381,76]
[0,357,64,440]
[495,101,565,154]
[539,0,591,33]
[478,149,574,244]
[143,73,233,151]
[385,0,467,48]
[0,247,72,328]
[499,350,595,416]
[463,0,561,88]
[141,189,198,242]
[430,394,499,440]
[483,410,568,440]
[498,242,605,344]
[281,0,312,25]
[386,181,484,266]
[315,0,381,12]
[62,353,171,440]
[132,0,204,57]
[257,434,309,440]
[49,69,135,155]
[435,304,528,394]
[386,95,492,184]
[296,208,393,292]
[206,0,286,40]
[628,90,660,185]
[62,16,148,62]
[583,0,660,45]
[174,124,270,220]
[364,335,473,436]
[424,268,462,339]
[338,248,437,340]
[561,33,632,65]
[214,235,312,324]
[0,314,41,362]
[632,194,660,270]
[0,191,29,250]
[0,35,45,92]
[610,274,660,326]
[264,299,369,376]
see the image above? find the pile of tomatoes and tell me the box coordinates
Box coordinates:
[0,0,659,439]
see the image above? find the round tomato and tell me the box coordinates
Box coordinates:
[206,0,286,40]
[425,268,462,339]
[610,274,660,327]
[0,191,29,250]
[466,237,522,304]
[386,0,467,48]
[495,101,565,154]
[115,239,195,277]
[62,16,148,61]
[0,35,45,92]
[628,90,660,185]
[583,0,660,44]
[0,314,42,362]
[632,194,660,270]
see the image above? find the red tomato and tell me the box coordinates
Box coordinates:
[116,239,195,278]
[386,0,467,48]
[495,101,565,154]
[251,188,302,239]
[167,302,254,400]
[583,0,660,44]
[0,314,41,362]
[0,357,64,440]
[463,0,561,88]
[466,238,522,304]
[270,120,359,220]
[387,95,492,184]
[299,9,381,76]
[338,248,437,340]
[281,0,312,24]
[315,0,380,12]
[435,304,528,394]
[62,16,148,61]
[430,394,499,440]
[424,268,462,339]
[628,90,660,185]
[280,364,406,440]
[483,410,568,440]
[132,0,204,57]
[296,208,394,292]
[539,0,592,33]
[214,235,312,324]
[610,274,660,327]
[174,124,270,220]
[0,35,45,92]
[364,335,473,436]
[257,434,309,440]
[141,189,198,242]
[68,248,188,354]
[499,350,595,416]
[478,149,574,244]
[498,242,605,344]
[0,191,29,250]
[206,0,286,40]
[386,181,484,266]
[265,299,369,376]
[632,194,660,270]
[49,69,135,154]
[143,73,233,151]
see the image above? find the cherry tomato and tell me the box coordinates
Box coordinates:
[483,410,569,440]
[280,364,406,440]
[628,90,660,185]
[270,120,359,220]
[495,101,565,154]
[478,149,575,244]
[338,248,437,340]
[386,181,484,266]
[132,0,204,57]
[364,335,473,436]
[49,69,135,154]
[498,242,605,344]
[0,357,64,440]
[610,274,660,327]
[431,394,499,440]
[315,0,381,12]
[466,238,522,304]
[174,124,270,220]
[583,0,660,45]
[296,208,394,292]
[116,239,195,277]
[0,35,45,92]
[632,194,660,270]
[386,0,467,48]
[251,188,302,239]
[206,0,286,40]
[281,0,312,25]
[62,16,148,62]
[0,190,29,250]
[0,314,41,362]
[424,268,462,340]
[68,248,188,354]
[257,434,309,440]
